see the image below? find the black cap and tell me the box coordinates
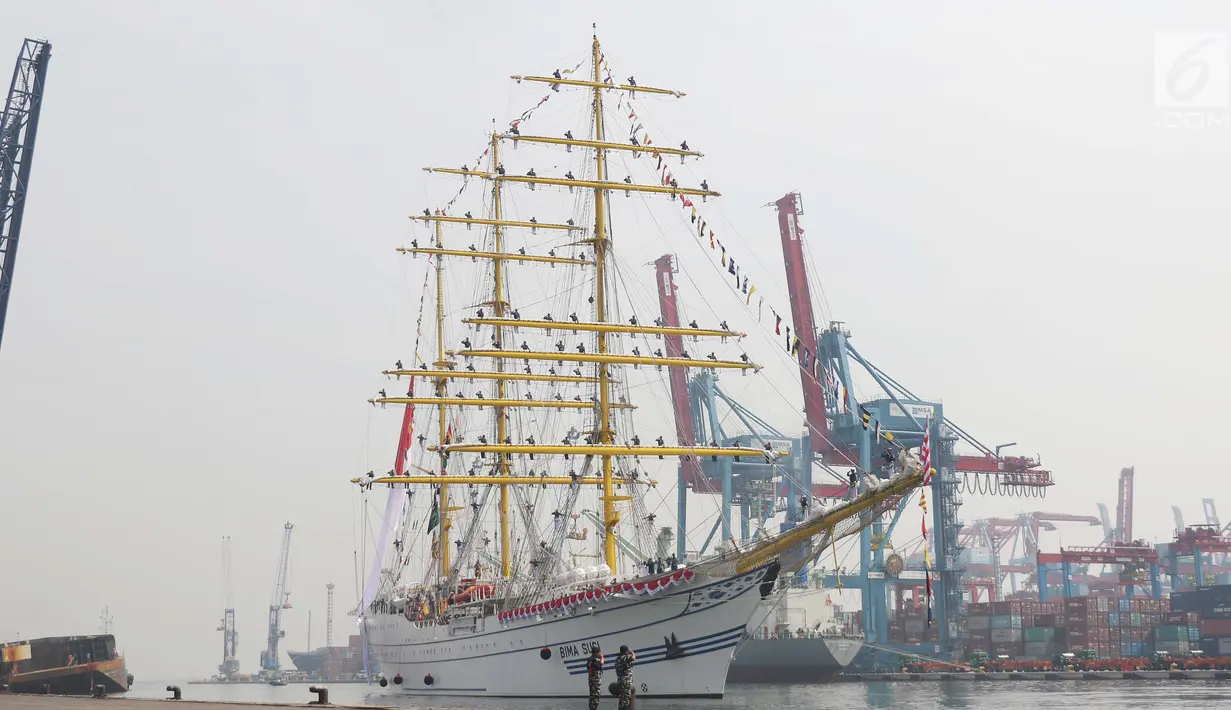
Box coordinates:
[619,645,630,653]
[590,646,601,655]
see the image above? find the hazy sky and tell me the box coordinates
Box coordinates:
[1,1,1228,680]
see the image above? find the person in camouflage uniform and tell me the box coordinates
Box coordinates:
[615,645,636,710]
[586,646,604,710]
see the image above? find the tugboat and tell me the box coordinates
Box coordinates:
[1,635,129,695]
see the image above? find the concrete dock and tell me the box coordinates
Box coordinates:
[0,695,392,709]
[840,669,1231,682]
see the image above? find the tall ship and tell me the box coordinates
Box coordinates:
[356,30,931,699]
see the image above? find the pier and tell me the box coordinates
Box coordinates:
[841,669,1231,682]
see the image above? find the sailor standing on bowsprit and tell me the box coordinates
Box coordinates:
[615,644,636,710]
[586,646,604,710]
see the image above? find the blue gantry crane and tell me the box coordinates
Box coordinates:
[217,536,240,678]
[0,39,51,352]
[260,522,294,675]
[657,192,1055,655]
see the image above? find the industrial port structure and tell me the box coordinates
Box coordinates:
[0,38,50,353]
[193,189,1231,670]
[655,192,1231,659]
[214,526,369,681]
[658,192,1053,653]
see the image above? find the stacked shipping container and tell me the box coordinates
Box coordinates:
[881,585,1231,660]
[1171,584,1231,657]
[955,587,1231,660]
[887,608,939,644]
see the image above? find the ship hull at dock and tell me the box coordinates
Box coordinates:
[728,587,862,683]
[286,649,326,675]
[365,566,770,698]
[728,636,862,683]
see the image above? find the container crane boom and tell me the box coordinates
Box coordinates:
[652,255,702,488]
[1097,503,1113,545]
[261,522,293,673]
[0,39,51,352]
[1202,498,1229,564]
[1203,498,1221,530]
[773,192,832,457]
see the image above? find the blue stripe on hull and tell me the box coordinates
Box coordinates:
[564,626,745,672]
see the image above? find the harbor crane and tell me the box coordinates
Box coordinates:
[659,191,1054,653]
[260,522,293,674]
[217,536,240,678]
[1202,498,1230,565]
[0,39,51,352]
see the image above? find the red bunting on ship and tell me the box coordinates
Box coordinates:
[498,569,695,624]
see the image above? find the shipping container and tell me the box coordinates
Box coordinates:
[1170,586,1231,619]
[966,615,991,631]
[1199,618,1231,637]
[968,602,991,615]
[991,628,1022,643]
[904,619,925,633]
[990,615,1015,629]
[1022,641,1053,659]
[1153,625,1186,642]
[1025,627,1055,642]
[1152,639,1190,655]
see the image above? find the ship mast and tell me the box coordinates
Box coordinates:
[589,33,619,569]
[433,217,450,577]
[366,32,780,581]
[489,132,512,578]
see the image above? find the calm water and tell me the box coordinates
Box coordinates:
[130,679,1231,709]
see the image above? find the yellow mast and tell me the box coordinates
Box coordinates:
[490,132,512,579]
[589,34,619,571]
[433,219,451,578]
[370,34,790,594]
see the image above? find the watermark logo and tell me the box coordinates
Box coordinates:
[1154,31,1230,130]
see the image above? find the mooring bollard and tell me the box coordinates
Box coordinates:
[41,684,51,695]
[308,685,329,705]
[92,684,106,698]
[166,685,182,700]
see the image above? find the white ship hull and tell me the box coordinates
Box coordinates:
[365,566,772,698]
